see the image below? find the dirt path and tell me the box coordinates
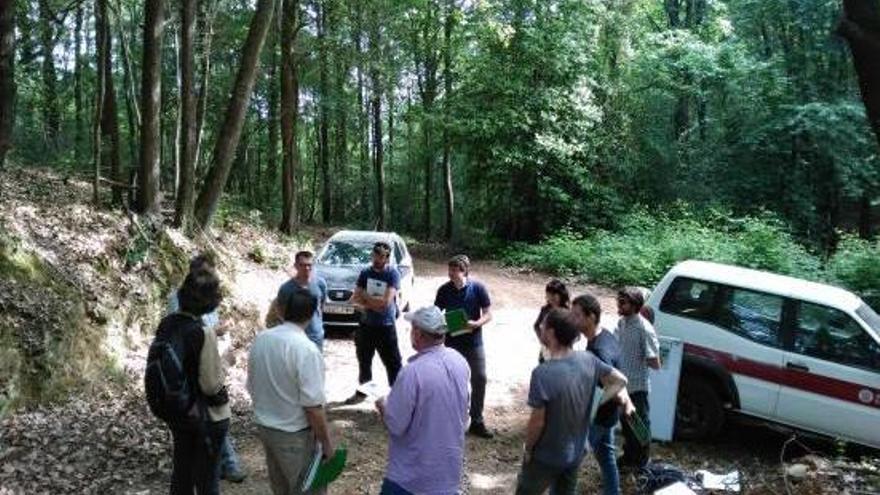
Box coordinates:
[130,257,623,494]
[128,257,842,494]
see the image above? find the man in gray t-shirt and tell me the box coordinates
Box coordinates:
[516,308,634,495]
[266,250,328,351]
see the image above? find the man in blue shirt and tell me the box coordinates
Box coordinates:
[266,250,328,351]
[434,254,494,438]
[347,241,403,404]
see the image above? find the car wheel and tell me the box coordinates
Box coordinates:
[675,376,724,441]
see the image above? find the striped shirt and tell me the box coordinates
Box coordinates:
[616,314,660,393]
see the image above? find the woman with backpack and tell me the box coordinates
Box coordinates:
[146,268,230,494]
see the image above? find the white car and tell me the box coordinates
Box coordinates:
[314,230,415,329]
[648,260,880,449]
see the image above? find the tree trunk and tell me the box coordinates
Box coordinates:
[317,0,332,223]
[194,0,216,172]
[265,23,279,207]
[442,0,455,241]
[333,53,349,222]
[174,0,198,228]
[115,0,141,167]
[858,193,873,239]
[353,2,370,220]
[839,0,880,147]
[279,0,299,234]
[0,0,14,175]
[38,0,59,144]
[194,0,277,229]
[369,10,385,230]
[93,0,107,206]
[137,0,164,215]
[97,0,123,205]
[74,5,84,158]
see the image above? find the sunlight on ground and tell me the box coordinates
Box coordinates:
[470,471,517,491]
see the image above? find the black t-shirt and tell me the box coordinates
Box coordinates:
[588,329,621,428]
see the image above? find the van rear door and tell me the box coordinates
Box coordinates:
[776,301,880,448]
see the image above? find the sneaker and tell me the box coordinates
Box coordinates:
[344,391,367,405]
[468,422,494,439]
[221,466,247,483]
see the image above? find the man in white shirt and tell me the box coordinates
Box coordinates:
[248,287,334,494]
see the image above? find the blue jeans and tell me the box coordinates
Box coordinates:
[589,424,620,495]
[380,478,414,495]
[219,434,242,475]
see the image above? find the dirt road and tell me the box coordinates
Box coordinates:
[131,257,836,494]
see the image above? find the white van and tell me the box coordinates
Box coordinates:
[647,260,880,449]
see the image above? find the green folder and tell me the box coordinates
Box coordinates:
[624,411,651,446]
[301,445,347,493]
[444,309,470,336]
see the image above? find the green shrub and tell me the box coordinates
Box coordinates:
[501,209,824,288]
[828,236,880,309]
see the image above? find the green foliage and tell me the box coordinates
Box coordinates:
[828,236,880,309]
[503,207,823,288]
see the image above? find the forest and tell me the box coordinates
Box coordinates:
[1,0,879,273]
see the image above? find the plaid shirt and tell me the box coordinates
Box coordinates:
[616,314,660,393]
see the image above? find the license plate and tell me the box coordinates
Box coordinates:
[325,305,355,315]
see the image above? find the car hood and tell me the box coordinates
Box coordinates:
[315,264,363,289]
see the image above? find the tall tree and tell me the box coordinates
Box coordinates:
[368,1,385,229]
[441,0,455,241]
[38,0,59,143]
[0,0,14,174]
[317,0,332,222]
[73,4,84,157]
[265,21,279,206]
[353,2,371,218]
[412,1,441,238]
[97,0,123,205]
[115,0,141,168]
[194,0,277,229]
[279,0,300,233]
[194,0,216,171]
[839,0,880,147]
[174,0,198,228]
[137,0,164,214]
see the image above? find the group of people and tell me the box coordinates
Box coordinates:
[150,243,661,495]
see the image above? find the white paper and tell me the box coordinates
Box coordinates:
[654,482,697,495]
[696,469,741,492]
[366,278,387,298]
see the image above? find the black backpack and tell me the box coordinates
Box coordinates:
[145,313,205,426]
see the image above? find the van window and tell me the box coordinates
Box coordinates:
[794,302,880,372]
[660,277,720,321]
[717,288,783,347]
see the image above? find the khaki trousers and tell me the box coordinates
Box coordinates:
[257,425,326,495]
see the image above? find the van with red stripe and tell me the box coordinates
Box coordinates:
[647,260,880,449]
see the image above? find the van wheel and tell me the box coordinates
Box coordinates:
[675,377,724,441]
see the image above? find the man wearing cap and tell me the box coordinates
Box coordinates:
[616,286,661,469]
[347,241,404,404]
[376,306,470,495]
[434,254,494,438]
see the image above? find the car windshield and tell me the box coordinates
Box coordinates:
[856,303,880,336]
[317,241,374,266]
